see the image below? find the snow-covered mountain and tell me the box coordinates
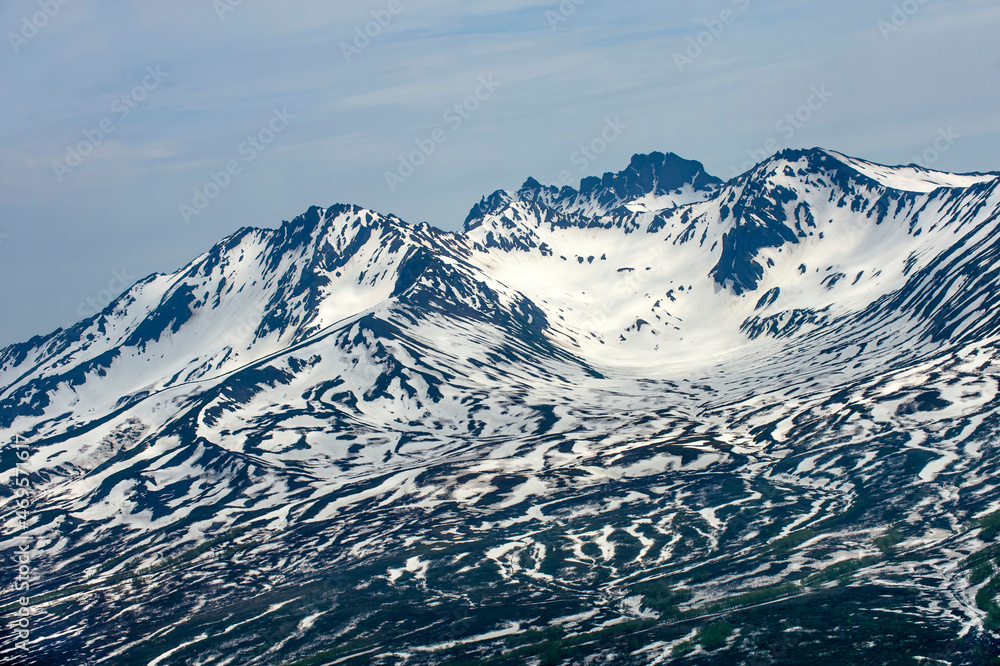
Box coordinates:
[4,149,1000,665]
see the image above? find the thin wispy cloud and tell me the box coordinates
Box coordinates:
[0,0,998,346]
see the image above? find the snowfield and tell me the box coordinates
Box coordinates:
[3,148,1000,664]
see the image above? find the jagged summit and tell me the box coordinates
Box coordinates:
[586,150,722,196]
[465,151,722,231]
[515,150,721,200]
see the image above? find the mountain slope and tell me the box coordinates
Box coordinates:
[3,149,1000,665]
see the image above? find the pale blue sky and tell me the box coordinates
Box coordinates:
[1,0,999,345]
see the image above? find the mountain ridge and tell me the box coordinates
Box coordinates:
[4,147,1000,665]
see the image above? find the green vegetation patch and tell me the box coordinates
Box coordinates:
[632,578,692,618]
[978,511,1000,542]
[768,529,816,554]
[874,531,904,554]
[975,573,1000,631]
[691,583,801,616]
[803,556,879,587]
[698,621,734,650]
[970,562,994,586]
